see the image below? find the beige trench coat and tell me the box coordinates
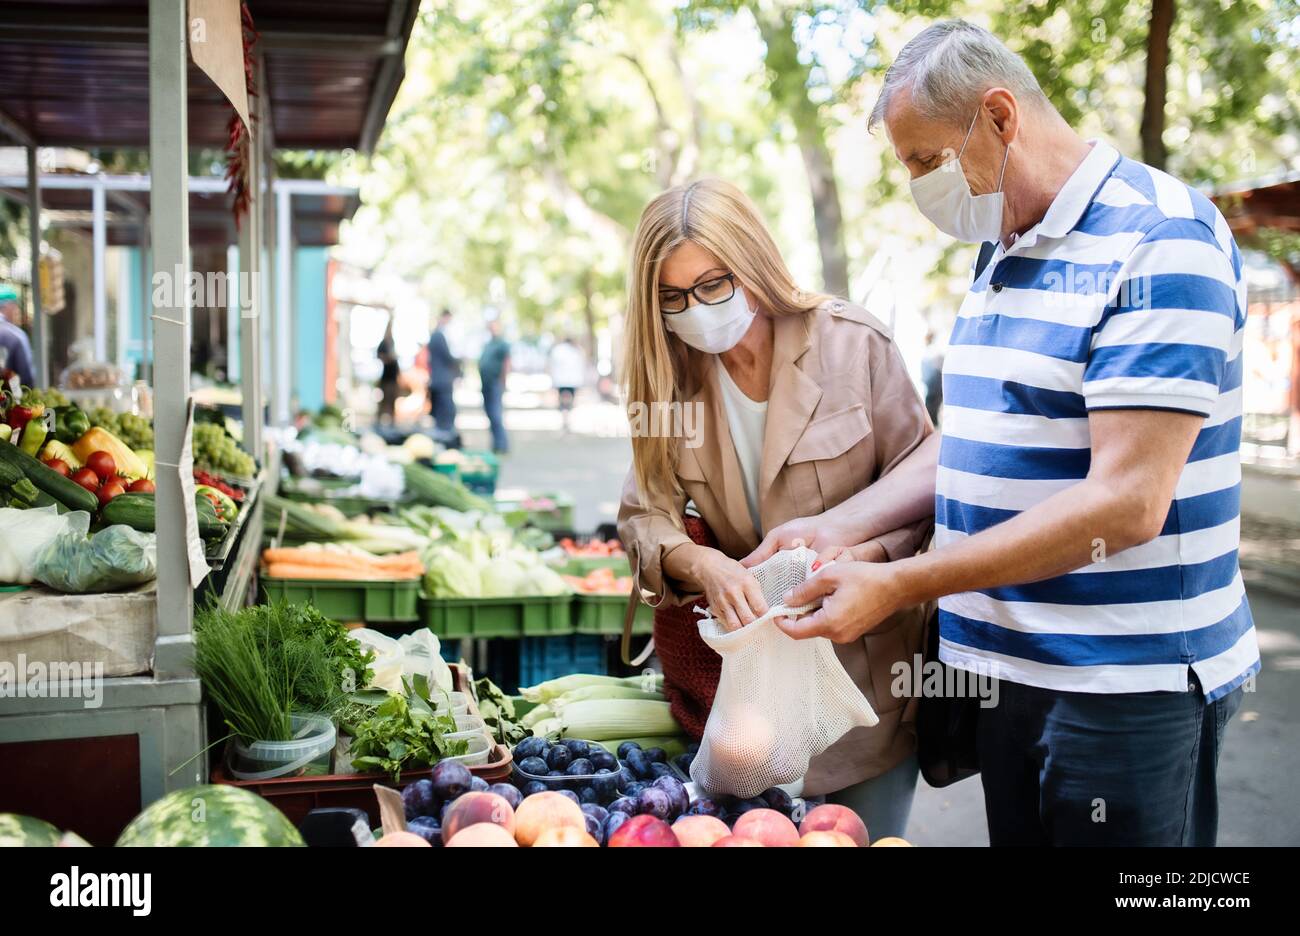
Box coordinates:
[618,299,934,795]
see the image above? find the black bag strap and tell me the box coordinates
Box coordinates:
[973,240,997,282]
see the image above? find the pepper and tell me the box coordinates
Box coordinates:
[18,413,49,457]
[5,404,39,432]
[53,405,91,444]
[0,424,10,444]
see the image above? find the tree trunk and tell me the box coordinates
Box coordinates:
[1141,0,1176,170]
[757,12,850,298]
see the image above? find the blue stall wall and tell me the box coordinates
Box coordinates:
[294,246,328,414]
[121,246,148,376]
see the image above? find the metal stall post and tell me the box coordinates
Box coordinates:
[92,179,108,362]
[226,243,240,383]
[239,92,264,459]
[26,146,46,387]
[276,185,293,425]
[148,0,194,673]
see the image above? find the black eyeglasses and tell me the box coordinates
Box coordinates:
[658,273,737,314]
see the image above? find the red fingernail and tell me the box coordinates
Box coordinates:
[811,560,821,571]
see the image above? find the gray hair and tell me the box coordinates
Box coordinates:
[868,20,1050,132]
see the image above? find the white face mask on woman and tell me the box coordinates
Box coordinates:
[662,288,756,354]
[909,106,1010,243]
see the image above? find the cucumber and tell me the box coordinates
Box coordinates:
[0,454,25,489]
[0,441,98,512]
[101,491,228,538]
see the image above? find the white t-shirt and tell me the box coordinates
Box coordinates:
[548,342,586,389]
[716,358,767,537]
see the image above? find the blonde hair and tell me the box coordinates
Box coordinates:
[621,178,828,510]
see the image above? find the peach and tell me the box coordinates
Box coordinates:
[445,823,518,847]
[870,836,913,847]
[797,830,858,847]
[799,803,869,847]
[442,791,515,842]
[533,826,599,847]
[513,791,586,846]
[672,815,731,847]
[374,831,432,847]
[732,808,800,847]
[607,814,681,847]
[712,835,763,847]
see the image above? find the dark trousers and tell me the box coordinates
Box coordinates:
[482,380,508,453]
[429,384,458,442]
[977,673,1243,846]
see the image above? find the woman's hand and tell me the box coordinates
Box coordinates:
[741,515,862,568]
[675,544,768,631]
[813,540,887,570]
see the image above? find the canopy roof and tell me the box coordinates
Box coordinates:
[0,0,418,152]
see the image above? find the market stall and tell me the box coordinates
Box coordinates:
[0,0,419,845]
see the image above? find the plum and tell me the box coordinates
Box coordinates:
[546,745,572,771]
[517,756,549,777]
[584,810,606,845]
[565,758,596,777]
[578,786,601,805]
[648,762,675,780]
[402,779,436,819]
[643,747,667,764]
[672,753,695,776]
[563,739,591,759]
[624,781,648,798]
[514,736,548,761]
[470,776,490,793]
[521,781,549,797]
[616,741,642,759]
[625,749,651,779]
[591,768,619,800]
[636,787,674,822]
[686,797,725,819]
[604,811,631,840]
[406,816,442,846]
[581,803,609,825]
[589,750,618,772]
[761,787,794,817]
[488,783,523,810]
[686,741,700,755]
[615,766,634,792]
[431,761,473,802]
[651,776,689,818]
[608,796,638,816]
[556,789,581,806]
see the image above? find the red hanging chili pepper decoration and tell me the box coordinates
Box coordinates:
[226,1,260,228]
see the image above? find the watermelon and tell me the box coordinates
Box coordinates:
[0,814,62,847]
[115,785,305,847]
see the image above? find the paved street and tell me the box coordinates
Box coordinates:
[455,393,1300,847]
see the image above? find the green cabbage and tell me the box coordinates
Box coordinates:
[422,546,481,598]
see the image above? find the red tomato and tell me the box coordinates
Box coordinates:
[127,478,155,494]
[85,450,117,481]
[97,480,126,506]
[42,458,71,477]
[71,468,100,492]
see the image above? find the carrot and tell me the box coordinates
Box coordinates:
[263,563,422,581]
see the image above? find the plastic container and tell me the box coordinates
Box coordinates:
[432,691,470,717]
[261,577,420,623]
[227,714,336,781]
[574,592,652,636]
[443,733,493,767]
[457,450,499,495]
[518,635,606,688]
[511,738,619,792]
[421,594,573,639]
[553,555,631,576]
[444,714,488,745]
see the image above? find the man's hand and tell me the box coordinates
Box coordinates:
[775,560,909,643]
[741,515,861,568]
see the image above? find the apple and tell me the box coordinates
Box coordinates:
[607,814,680,847]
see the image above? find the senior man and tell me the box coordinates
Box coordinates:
[749,21,1258,846]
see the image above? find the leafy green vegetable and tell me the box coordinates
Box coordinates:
[343,678,469,780]
[474,676,528,746]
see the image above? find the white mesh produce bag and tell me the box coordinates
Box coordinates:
[689,546,878,798]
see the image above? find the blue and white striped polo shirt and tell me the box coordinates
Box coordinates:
[936,140,1260,701]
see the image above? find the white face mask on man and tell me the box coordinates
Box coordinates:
[909,106,1011,243]
[662,287,756,354]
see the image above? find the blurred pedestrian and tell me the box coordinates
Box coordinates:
[548,334,586,433]
[427,307,461,446]
[376,314,400,424]
[0,284,35,389]
[478,315,511,455]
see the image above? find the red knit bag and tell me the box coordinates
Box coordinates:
[622,516,721,741]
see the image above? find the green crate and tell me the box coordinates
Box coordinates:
[553,555,631,576]
[574,592,652,636]
[495,492,575,533]
[261,578,420,623]
[420,594,574,639]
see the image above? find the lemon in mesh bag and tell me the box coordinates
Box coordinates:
[689,546,878,798]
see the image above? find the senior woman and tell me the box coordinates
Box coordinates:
[616,177,932,838]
